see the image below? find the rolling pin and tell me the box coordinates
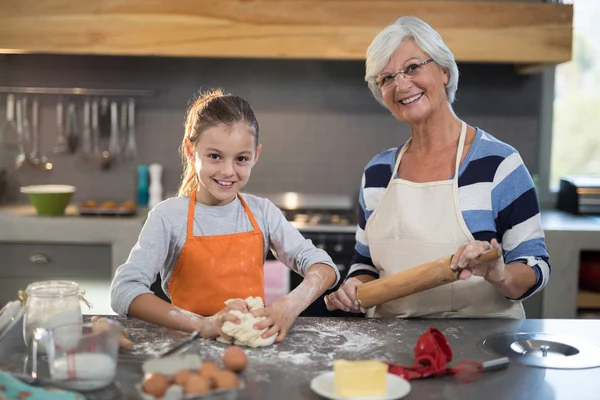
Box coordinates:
[325,248,502,311]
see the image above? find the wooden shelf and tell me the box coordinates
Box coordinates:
[578,290,600,310]
[0,1,573,68]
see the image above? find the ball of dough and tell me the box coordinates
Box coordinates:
[214,370,239,389]
[222,346,247,372]
[184,374,211,395]
[141,373,170,397]
[172,369,194,386]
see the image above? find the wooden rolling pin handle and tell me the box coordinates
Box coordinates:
[452,247,503,265]
[324,247,502,312]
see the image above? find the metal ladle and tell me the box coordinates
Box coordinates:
[90,99,111,170]
[14,98,27,169]
[29,98,53,171]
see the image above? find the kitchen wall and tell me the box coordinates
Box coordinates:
[0,52,543,204]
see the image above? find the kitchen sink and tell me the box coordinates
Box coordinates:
[478,332,600,369]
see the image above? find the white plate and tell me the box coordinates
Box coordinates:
[310,371,411,400]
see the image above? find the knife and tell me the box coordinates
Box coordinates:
[158,330,201,358]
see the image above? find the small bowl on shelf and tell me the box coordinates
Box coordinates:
[20,185,76,216]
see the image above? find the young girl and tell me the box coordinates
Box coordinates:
[110,89,339,343]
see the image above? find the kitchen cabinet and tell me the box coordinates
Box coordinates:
[0,242,113,312]
[0,205,146,315]
[0,1,573,71]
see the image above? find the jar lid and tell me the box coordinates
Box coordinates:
[0,296,25,341]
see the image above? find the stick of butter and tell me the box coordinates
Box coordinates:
[333,360,387,397]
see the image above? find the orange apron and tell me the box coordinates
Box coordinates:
[168,190,265,316]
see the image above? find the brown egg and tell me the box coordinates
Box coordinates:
[172,369,194,386]
[222,346,247,372]
[198,361,221,388]
[141,373,170,398]
[184,374,211,395]
[213,370,239,390]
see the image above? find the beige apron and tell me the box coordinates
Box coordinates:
[365,121,524,319]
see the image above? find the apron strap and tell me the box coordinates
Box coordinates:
[454,121,468,176]
[186,191,260,238]
[390,120,468,187]
[389,138,411,186]
[187,189,197,237]
[238,193,261,233]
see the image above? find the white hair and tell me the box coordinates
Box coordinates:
[365,16,459,105]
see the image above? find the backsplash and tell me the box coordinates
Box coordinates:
[0,54,543,204]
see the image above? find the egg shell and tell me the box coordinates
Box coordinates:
[172,369,194,386]
[222,346,247,372]
[184,374,211,395]
[141,373,170,398]
[214,370,239,390]
[198,361,222,389]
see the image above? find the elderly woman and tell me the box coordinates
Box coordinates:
[326,16,549,318]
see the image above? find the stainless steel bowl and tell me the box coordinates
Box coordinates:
[478,332,600,369]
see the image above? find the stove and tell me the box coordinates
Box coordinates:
[260,192,358,232]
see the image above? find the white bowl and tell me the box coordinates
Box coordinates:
[20,185,76,194]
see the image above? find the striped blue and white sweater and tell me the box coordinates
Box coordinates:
[349,128,550,300]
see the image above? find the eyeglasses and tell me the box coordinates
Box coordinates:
[375,58,435,89]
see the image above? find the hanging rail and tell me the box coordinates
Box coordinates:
[0,86,154,97]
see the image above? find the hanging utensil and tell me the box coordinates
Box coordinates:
[99,97,110,139]
[1,94,19,149]
[91,99,101,155]
[53,98,69,154]
[29,98,53,171]
[66,102,79,153]
[91,99,111,170]
[124,98,137,159]
[80,99,93,155]
[120,100,128,151]
[108,101,120,156]
[14,98,27,169]
[20,95,31,155]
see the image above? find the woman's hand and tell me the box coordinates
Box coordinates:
[326,277,367,313]
[451,239,506,284]
[200,299,249,339]
[251,297,301,343]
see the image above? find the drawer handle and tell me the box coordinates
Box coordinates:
[30,254,50,264]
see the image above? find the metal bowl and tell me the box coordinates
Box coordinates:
[478,332,600,369]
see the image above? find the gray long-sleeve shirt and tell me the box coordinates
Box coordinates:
[110,194,340,317]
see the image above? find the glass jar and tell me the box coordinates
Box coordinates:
[21,280,86,352]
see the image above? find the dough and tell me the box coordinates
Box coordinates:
[216,297,277,348]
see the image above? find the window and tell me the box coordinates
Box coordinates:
[550,0,600,189]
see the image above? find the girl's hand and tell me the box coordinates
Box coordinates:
[451,239,506,284]
[200,299,249,339]
[326,277,366,313]
[251,297,300,343]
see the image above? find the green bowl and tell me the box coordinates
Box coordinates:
[20,185,76,216]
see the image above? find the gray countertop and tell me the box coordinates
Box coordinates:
[1,317,599,400]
